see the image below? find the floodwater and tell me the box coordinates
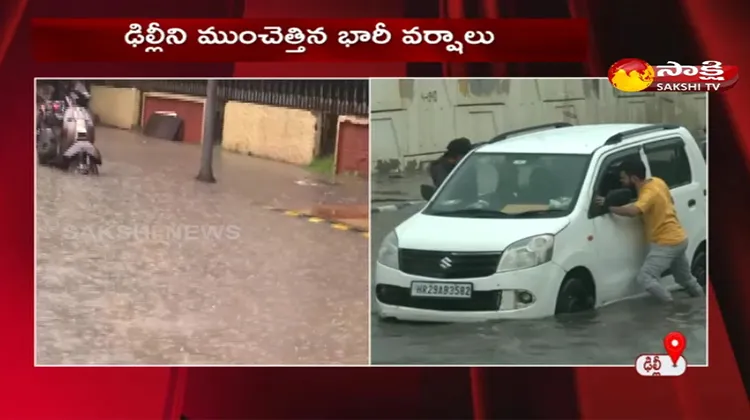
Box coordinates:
[36,128,369,365]
[370,176,707,365]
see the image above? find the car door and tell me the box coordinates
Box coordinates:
[588,146,649,304]
[642,137,704,263]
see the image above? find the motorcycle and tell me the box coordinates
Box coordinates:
[58,94,101,175]
[36,86,102,174]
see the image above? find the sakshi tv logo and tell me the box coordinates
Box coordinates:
[608,58,739,93]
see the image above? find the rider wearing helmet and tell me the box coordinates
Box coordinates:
[68,81,91,108]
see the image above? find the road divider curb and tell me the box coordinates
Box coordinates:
[371,201,424,213]
[263,206,369,238]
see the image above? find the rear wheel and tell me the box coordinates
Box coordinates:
[555,274,595,315]
[691,246,707,290]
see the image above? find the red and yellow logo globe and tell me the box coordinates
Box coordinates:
[608,58,655,92]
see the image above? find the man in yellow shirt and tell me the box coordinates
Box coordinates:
[601,158,704,302]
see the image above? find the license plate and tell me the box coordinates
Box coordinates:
[410,281,472,299]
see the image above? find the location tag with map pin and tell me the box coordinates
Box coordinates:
[663,331,686,367]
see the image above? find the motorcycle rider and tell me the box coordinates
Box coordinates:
[70,80,91,108]
[58,80,98,166]
[37,80,99,170]
[50,80,69,101]
[58,80,90,108]
[50,80,90,107]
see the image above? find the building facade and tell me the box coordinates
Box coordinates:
[370,79,707,173]
[86,80,369,174]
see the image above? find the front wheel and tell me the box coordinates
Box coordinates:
[555,275,595,315]
[69,154,98,175]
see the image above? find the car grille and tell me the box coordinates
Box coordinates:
[399,249,502,279]
[376,285,501,312]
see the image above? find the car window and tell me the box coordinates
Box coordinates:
[644,138,692,188]
[476,156,500,195]
[590,148,641,218]
[424,152,590,218]
[594,151,640,197]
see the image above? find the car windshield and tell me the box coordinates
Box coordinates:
[423,152,591,218]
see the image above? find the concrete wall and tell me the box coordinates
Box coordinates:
[222,101,317,165]
[370,79,707,173]
[89,85,141,130]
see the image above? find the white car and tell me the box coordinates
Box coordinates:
[374,123,707,322]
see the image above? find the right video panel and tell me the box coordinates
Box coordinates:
[370,78,707,366]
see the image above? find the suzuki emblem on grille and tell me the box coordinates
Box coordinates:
[439,256,453,270]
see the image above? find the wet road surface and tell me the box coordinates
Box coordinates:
[37,128,368,365]
[370,176,707,365]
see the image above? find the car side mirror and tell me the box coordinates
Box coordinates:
[605,188,634,207]
[420,184,436,201]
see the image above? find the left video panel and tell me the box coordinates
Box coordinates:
[35,79,371,365]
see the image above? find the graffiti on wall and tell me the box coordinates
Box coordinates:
[420,90,438,102]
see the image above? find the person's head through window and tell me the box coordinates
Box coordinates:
[444,137,472,166]
[619,158,648,191]
[430,137,473,188]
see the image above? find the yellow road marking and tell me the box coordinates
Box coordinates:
[272,207,368,237]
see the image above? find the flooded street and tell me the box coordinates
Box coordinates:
[36,128,369,365]
[370,175,707,365]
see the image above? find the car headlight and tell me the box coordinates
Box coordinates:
[497,234,554,272]
[377,231,399,269]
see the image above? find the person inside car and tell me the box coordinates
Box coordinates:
[595,158,704,303]
[492,160,520,206]
[430,137,472,188]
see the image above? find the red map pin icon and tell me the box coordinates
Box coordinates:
[664,331,686,366]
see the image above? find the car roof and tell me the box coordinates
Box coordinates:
[474,124,674,155]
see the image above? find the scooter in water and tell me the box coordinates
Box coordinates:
[57,95,102,175]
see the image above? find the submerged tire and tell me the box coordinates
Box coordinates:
[691,247,707,290]
[555,275,595,315]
